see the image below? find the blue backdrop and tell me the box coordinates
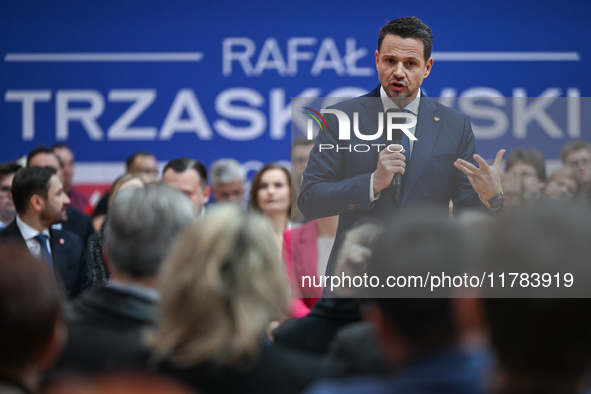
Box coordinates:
[1,0,589,183]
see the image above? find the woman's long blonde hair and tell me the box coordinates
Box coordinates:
[150,204,289,367]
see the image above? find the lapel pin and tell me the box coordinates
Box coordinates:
[434,117,440,122]
[59,238,65,244]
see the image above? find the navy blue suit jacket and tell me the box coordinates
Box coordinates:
[305,347,488,394]
[298,86,482,275]
[0,219,91,299]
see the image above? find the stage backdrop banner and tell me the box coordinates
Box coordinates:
[1,1,589,202]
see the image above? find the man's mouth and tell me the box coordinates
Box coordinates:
[391,81,406,91]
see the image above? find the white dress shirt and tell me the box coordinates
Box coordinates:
[16,215,51,259]
[370,88,422,201]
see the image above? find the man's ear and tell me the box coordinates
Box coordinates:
[423,57,433,79]
[375,49,379,69]
[202,185,211,205]
[30,194,45,213]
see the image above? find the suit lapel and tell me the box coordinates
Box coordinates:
[400,97,441,206]
[50,229,68,283]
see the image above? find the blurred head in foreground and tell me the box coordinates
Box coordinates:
[483,203,591,393]
[151,204,289,367]
[366,208,476,363]
[0,242,64,393]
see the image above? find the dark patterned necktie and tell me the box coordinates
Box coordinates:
[34,233,53,273]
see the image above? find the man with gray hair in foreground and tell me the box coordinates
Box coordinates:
[54,184,194,374]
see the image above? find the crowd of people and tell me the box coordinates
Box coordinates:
[2,13,591,393]
[0,137,590,393]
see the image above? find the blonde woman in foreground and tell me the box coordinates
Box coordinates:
[150,204,343,394]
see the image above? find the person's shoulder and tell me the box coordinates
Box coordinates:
[305,376,393,394]
[422,96,467,120]
[0,220,21,239]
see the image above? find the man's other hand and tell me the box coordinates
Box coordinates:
[454,149,506,201]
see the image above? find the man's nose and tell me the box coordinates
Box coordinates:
[64,193,71,206]
[392,62,405,78]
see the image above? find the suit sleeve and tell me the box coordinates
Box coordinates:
[297,111,373,221]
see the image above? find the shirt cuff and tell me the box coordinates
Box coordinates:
[370,173,380,202]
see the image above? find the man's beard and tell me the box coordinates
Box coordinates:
[40,206,67,225]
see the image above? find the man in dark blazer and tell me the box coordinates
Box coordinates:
[0,166,90,299]
[27,146,94,246]
[299,17,505,277]
[54,184,194,373]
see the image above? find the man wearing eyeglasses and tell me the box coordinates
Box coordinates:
[561,140,591,200]
[0,162,22,230]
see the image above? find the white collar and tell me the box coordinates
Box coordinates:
[380,86,421,115]
[16,215,50,241]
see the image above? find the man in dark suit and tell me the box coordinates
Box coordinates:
[0,166,90,299]
[27,146,94,246]
[286,17,505,348]
[299,17,505,277]
[54,184,194,373]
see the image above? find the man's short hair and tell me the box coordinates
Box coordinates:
[483,204,591,383]
[378,17,434,62]
[367,207,474,348]
[209,158,245,186]
[0,162,22,183]
[505,148,547,181]
[51,143,71,151]
[291,137,315,151]
[560,140,591,163]
[11,166,56,214]
[27,146,64,169]
[163,158,208,189]
[105,185,194,279]
[125,151,155,172]
[0,242,62,372]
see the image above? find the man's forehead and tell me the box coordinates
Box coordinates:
[380,34,424,50]
[30,153,60,169]
[165,168,202,186]
[135,154,155,161]
[54,146,74,159]
[215,179,243,189]
[567,149,591,160]
[509,161,537,173]
[0,174,14,185]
